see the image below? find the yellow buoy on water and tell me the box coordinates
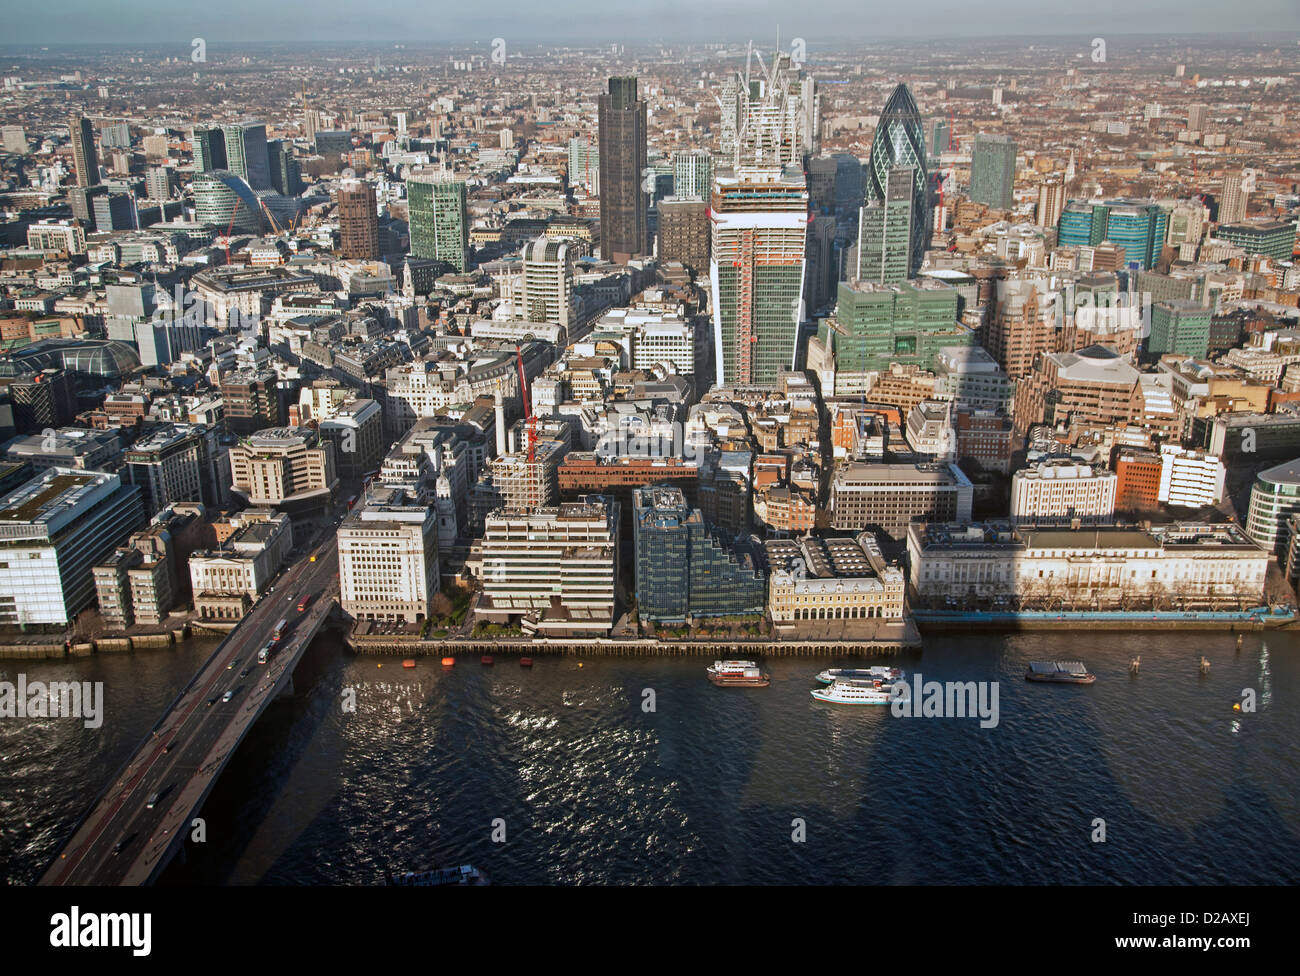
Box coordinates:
[578,662,584,668]
[1233,703,1242,711]
[377,663,383,668]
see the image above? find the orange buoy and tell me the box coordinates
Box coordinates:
[402,659,416,669]
[440,656,455,667]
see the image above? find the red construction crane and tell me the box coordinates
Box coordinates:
[515,344,536,464]
[223,199,241,265]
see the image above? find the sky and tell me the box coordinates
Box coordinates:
[3,0,1299,47]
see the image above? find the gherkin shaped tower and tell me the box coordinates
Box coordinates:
[866,83,931,277]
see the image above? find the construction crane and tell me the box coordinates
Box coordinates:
[260,198,283,236]
[222,199,241,264]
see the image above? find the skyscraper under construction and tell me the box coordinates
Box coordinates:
[709,50,813,388]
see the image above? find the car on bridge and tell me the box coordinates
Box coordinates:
[222,690,234,703]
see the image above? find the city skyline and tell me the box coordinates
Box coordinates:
[1,7,1298,908]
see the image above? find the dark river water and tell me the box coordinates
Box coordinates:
[3,629,1298,884]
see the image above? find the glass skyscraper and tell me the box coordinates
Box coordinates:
[221,122,272,192]
[194,127,227,173]
[970,134,1016,210]
[407,172,469,271]
[866,84,931,278]
[857,165,914,284]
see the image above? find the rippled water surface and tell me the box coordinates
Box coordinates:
[4,629,1298,884]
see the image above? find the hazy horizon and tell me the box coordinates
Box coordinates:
[3,0,1299,47]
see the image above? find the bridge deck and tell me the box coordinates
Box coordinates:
[40,545,339,886]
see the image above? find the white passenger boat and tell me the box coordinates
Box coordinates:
[810,677,898,705]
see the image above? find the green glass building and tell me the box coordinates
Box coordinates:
[408,173,469,272]
[1149,300,1211,358]
[970,134,1016,210]
[821,279,968,377]
[1215,220,1298,262]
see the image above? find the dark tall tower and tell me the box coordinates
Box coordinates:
[866,84,930,277]
[337,180,379,260]
[597,76,648,263]
[69,115,101,188]
[194,127,227,173]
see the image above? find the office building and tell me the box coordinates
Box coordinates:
[337,180,379,260]
[657,196,709,273]
[4,427,122,473]
[766,533,906,624]
[220,368,280,436]
[519,237,575,328]
[857,165,914,284]
[189,511,293,620]
[598,76,649,262]
[69,115,100,188]
[221,121,272,191]
[193,126,227,173]
[970,134,1017,210]
[313,129,352,157]
[229,427,338,508]
[318,399,385,479]
[1009,459,1118,525]
[908,521,1267,610]
[829,461,973,537]
[1149,300,1212,358]
[2,125,27,154]
[1114,449,1163,510]
[1157,445,1225,508]
[814,279,964,388]
[408,172,468,271]
[338,486,439,624]
[267,138,301,196]
[632,485,765,624]
[0,468,145,625]
[472,497,620,636]
[192,170,267,235]
[1215,220,1297,263]
[145,166,174,203]
[567,136,599,193]
[121,423,226,512]
[1245,458,1300,556]
[672,149,713,199]
[1057,198,1169,270]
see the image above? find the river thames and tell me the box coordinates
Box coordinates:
[3,628,1298,885]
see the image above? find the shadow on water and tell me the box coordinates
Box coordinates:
[10,628,1300,884]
